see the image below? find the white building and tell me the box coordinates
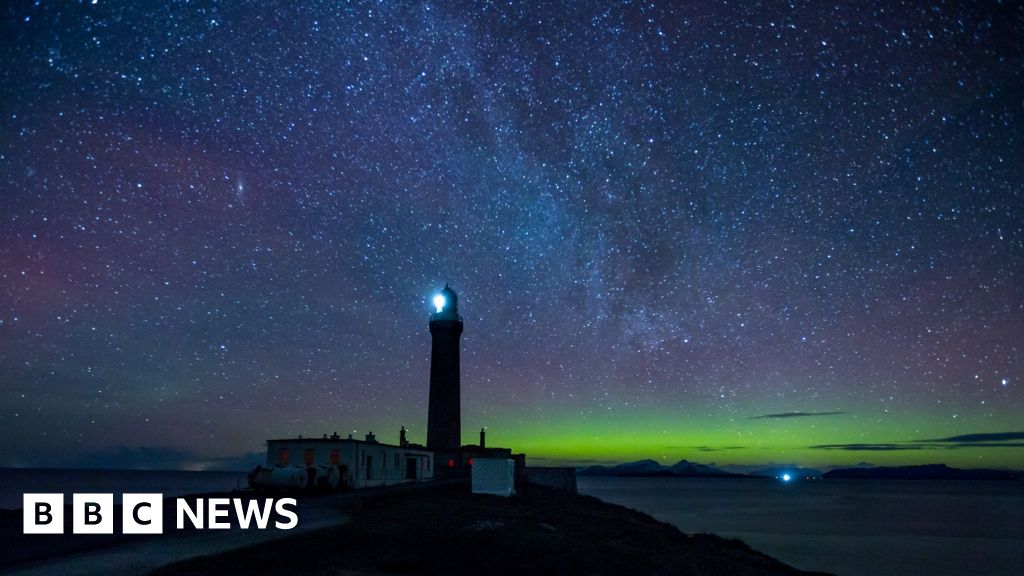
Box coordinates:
[265,431,434,489]
[471,458,516,497]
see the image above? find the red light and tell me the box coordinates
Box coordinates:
[447,458,455,468]
[468,458,474,466]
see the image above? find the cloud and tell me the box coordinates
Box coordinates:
[666,446,745,452]
[811,432,1024,452]
[916,432,1024,443]
[750,411,846,419]
[810,443,923,451]
[941,442,1024,449]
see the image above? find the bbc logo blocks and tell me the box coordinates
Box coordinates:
[22,494,64,534]
[122,493,163,534]
[24,493,164,534]
[23,494,297,533]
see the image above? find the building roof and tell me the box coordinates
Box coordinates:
[266,436,430,451]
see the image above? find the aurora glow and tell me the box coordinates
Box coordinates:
[1,2,1021,471]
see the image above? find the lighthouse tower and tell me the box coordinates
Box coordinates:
[427,284,463,451]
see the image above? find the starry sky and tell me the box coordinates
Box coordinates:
[1,1,1022,471]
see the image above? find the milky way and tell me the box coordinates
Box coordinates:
[1,1,1021,469]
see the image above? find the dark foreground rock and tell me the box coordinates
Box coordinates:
[152,483,831,576]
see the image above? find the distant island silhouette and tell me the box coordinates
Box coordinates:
[823,464,1020,481]
[578,460,1022,481]
[578,459,748,478]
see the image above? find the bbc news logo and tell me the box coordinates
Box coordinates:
[23,494,298,534]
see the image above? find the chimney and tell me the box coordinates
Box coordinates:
[480,427,486,449]
[400,426,408,447]
[365,431,377,443]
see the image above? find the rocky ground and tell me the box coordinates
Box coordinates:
[152,482,832,576]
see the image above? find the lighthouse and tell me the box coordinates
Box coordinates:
[427,284,463,451]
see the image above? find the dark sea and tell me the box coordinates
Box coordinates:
[0,468,250,510]
[578,476,1024,576]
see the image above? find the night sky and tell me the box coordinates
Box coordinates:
[1,1,1022,471]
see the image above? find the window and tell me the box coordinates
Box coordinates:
[278,448,289,466]
[394,453,400,469]
[304,448,315,466]
[330,449,340,465]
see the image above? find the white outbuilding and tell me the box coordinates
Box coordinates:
[471,458,516,497]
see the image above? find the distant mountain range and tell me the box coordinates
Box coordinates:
[578,459,747,478]
[823,464,1020,481]
[578,460,1021,481]
[742,466,823,479]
